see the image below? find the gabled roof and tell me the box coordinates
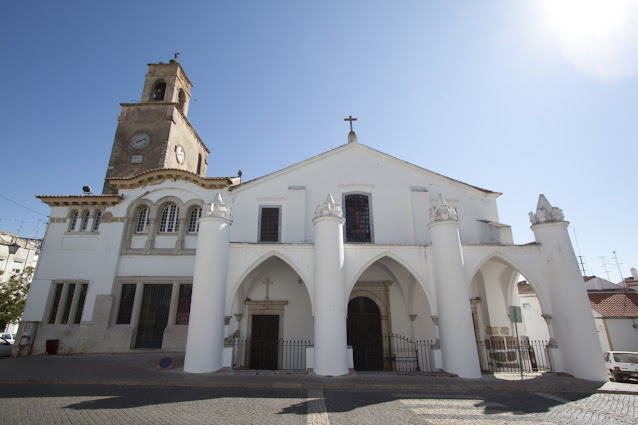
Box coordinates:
[230,142,500,197]
[588,291,638,318]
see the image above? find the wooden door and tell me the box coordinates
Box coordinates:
[250,315,279,369]
[347,297,383,370]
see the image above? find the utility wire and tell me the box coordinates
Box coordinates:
[0,194,49,218]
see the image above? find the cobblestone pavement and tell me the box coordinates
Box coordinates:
[0,384,636,425]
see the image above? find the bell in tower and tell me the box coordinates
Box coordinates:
[102,59,210,194]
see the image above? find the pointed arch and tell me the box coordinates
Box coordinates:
[347,251,436,316]
[227,250,312,316]
[468,252,551,316]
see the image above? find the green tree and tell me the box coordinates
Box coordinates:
[0,266,33,331]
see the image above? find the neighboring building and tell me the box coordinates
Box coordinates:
[18,60,606,381]
[0,231,40,334]
[589,288,638,353]
[520,275,638,354]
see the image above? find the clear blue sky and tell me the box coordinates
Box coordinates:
[1,1,636,282]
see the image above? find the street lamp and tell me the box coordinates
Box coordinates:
[2,241,20,278]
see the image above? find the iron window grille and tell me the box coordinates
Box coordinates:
[48,284,64,324]
[345,194,372,242]
[259,207,280,242]
[116,284,137,324]
[175,284,193,324]
[73,284,88,324]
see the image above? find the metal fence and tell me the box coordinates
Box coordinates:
[350,334,436,372]
[476,338,552,373]
[228,339,311,371]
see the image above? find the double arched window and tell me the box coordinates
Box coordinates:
[158,204,179,233]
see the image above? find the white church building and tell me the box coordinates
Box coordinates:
[18,61,606,381]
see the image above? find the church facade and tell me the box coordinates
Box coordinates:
[20,61,605,380]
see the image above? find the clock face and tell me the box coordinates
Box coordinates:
[176,145,185,164]
[130,133,150,149]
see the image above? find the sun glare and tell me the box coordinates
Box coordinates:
[538,0,638,80]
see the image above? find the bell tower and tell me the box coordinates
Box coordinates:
[102,60,210,194]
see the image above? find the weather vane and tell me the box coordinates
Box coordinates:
[173,52,181,60]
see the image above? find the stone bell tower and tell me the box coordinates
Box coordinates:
[102,60,210,194]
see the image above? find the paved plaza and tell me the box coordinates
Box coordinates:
[0,353,636,424]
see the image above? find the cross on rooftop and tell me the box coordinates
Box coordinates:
[344,115,357,132]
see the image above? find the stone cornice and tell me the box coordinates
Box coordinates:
[37,195,124,207]
[107,168,240,190]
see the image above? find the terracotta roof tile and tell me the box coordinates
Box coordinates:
[588,292,638,318]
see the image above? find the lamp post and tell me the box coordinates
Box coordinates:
[1,241,20,279]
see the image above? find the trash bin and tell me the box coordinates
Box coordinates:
[45,339,59,355]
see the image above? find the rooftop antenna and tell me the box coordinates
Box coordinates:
[612,251,625,286]
[572,228,588,275]
[599,256,612,281]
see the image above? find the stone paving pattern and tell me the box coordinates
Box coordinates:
[0,353,636,424]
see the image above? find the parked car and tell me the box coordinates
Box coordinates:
[0,338,12,357]
[604,351,638,383]
[0,333,14,345]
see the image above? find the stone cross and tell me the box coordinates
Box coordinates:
[262,277,273,301]
[344,115,357,131]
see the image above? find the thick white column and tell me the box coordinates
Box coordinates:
[312,195,349,376]
[184,194,232,373]
[530,195,605,381]
[428,194,481,378]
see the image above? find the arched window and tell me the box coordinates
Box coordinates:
[68,211,79,232]
[80,211,90,231]
[177,89,186,110]
[135,207,150,233]
[345,194,372,242]
[92,211,102,231]
[151,81,166,101]
[188,207,201,233]
[158,204,179,233]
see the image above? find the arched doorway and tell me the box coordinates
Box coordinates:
[347,297,383,370]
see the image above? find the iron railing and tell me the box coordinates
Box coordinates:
[350,334,436,372]
[476,338,552,373]
[228,338,311,371]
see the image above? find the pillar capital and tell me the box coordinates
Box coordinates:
[313,194,345,224]
[529,194,565,227]
[201,193,232,223]
[428,194,458,227]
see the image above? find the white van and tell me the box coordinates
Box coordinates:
[603,351,638,382]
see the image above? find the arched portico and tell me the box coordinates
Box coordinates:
[347,255,437,371]
[469,255,554,373]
